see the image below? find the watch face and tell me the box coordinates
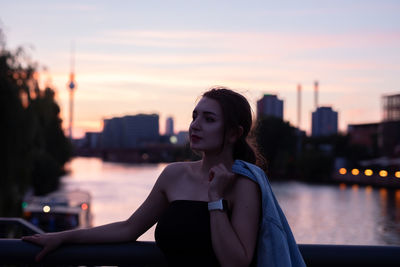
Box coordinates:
[208,199,228,211]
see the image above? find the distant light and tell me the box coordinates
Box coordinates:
[351,169,359,176]
[43,205,51,213]
[379,170,388,177]
[142,153,149,160]
[170,136,178,144]
[395,171,400,178]
[81,203,88,210]
[364,169,373,176]
[339,168,347,175]
[22,202,28,209]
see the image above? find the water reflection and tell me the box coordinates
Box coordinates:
[62,157,166,241]
[273,182,400,245]
[378,188,400,245]
[62,157,400,245]
[396,190,400,222]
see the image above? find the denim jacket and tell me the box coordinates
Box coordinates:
[232,160,306,267]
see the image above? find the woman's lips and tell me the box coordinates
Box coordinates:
[191,134,201,142]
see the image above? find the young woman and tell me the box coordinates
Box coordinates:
[23,87,304,267]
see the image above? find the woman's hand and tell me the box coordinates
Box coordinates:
[208,163,236,201]
[22,232,64,262]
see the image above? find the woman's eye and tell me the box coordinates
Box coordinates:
[206,117,215,122]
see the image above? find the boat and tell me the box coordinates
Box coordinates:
[22,189,92,232]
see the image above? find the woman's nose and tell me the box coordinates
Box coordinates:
[190,117,201,130]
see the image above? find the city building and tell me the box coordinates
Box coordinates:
[101,118,123,149]
[84,132,102,149]
[380,93,400,157]
[383,94,400,121]
[257,94,284,119]
[176,131,189,146]
[347,123,379,147]
[347,123,379,157]
[345,93,400,157]
[379,120,400,157]
[165,117,174,136]
[101,114,159,149]
[311,106,338,137]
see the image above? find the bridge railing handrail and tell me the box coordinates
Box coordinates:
[1,239,400,266]
[0,217,45,235]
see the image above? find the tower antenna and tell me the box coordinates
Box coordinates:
[68,41,77,139]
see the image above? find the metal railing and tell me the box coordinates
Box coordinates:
[0,239,166,266]
[1,239,400,266]
[0,217,44,238]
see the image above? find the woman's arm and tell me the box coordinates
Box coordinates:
[22,165,171,261]
[208,165,261,267]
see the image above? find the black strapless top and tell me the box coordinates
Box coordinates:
[155,200,220,267]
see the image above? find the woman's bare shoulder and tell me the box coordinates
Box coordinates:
[161,161,200,178]
[231,174,261,203]
[156,161,200,195]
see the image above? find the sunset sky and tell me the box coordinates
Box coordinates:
[1,0,399,138]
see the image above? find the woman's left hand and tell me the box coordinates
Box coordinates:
[208,163,235,201]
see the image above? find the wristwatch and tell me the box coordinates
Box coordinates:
[208,199,228,212]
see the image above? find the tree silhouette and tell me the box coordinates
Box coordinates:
[0,29,71,216]
[254,116,298,179]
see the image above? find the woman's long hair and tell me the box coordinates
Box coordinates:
[202,87,264,167]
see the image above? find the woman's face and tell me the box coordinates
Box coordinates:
[189,97,225,153]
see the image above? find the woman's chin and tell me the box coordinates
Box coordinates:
[190,143,202,151]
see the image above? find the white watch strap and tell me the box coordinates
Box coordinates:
[208,199,224,211]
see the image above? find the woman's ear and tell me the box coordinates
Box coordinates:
[228,126,244,143]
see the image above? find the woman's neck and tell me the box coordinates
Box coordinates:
[200,149,234,176]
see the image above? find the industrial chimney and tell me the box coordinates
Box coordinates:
[297,84,302,129]
[314,80,319,109]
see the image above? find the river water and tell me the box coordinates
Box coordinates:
[61,157,400,245]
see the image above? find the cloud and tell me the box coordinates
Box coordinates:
[43,29,399,135]
[45,3,99,12]
[82,29,400,53]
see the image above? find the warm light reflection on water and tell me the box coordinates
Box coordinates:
[62,157,166,241]
[62,157,400,245]
[273,182,400,245]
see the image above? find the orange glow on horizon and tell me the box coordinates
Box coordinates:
[351,169,360,176]
[339,168,347,175]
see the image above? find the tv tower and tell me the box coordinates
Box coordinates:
[68,42,77,139]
